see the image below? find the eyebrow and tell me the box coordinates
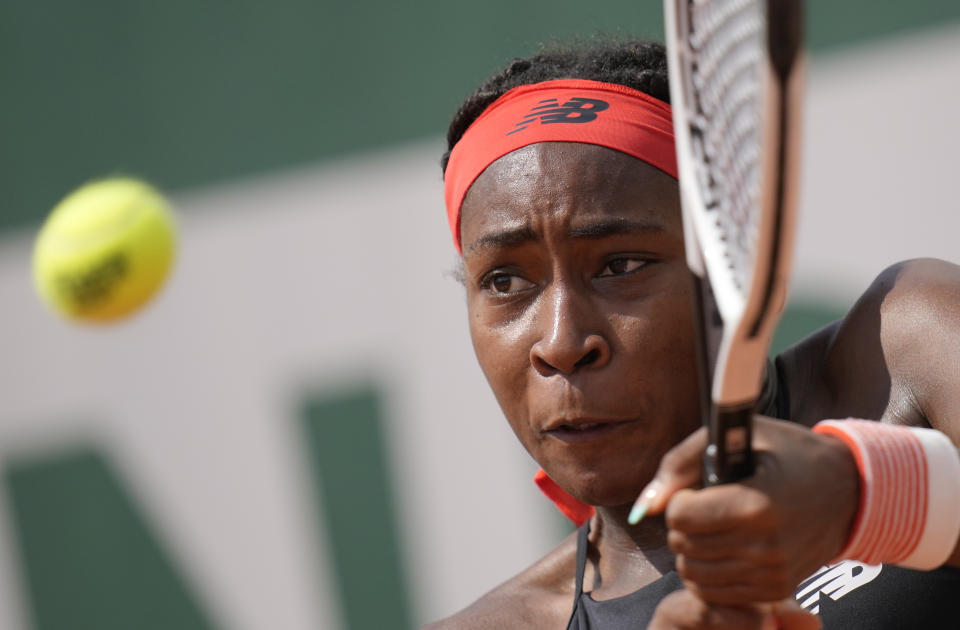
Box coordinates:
[465,225,538,254]
[567,217,666,239]
[464,217,666,254]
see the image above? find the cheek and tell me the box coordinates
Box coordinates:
[648,298,697,375]
[615,292,700,418]
[467,308,533,429]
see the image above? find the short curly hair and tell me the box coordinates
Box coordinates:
[441,40,669,175]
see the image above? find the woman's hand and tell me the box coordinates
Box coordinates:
[648,590,822,630]
[633,417,860,604]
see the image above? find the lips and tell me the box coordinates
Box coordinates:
[543,418,636,443]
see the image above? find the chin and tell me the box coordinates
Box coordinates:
[543,454,655,508]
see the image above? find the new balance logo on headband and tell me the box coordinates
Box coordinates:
[507,97,610,135]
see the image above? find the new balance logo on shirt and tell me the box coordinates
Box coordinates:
[796,561,883,614]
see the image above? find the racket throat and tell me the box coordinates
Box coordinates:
[704,403,756,485]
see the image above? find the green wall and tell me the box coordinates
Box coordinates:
[5,449,217,630]
[301,388,413,630]
[4,386,412,630]
[3,0,959,233]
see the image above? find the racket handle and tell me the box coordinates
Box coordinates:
[704,404,755,485]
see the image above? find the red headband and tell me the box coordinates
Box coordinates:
[444,79,677,252]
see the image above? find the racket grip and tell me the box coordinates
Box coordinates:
[704,404,755,485]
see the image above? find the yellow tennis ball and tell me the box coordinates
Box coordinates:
[33,177,177,322]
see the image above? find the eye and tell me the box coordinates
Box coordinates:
[598,257,648,277]
[480,271,535,296]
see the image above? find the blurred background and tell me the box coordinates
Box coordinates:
[2,2,959,629]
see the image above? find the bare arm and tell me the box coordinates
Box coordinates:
[421,532,578,629]
[638,258,960,605]
[813,258,960,565]
[780,259,960,430]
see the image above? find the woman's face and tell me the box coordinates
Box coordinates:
[459,142,701,507]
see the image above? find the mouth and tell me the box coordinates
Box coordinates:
[543,418,636,444]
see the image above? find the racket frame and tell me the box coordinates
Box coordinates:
[664,0,805,484]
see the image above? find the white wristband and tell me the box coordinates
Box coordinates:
[901,427,960,568]
[813,419,960,569]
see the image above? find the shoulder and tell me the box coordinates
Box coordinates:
[869,259,960,438]
[422,530,579,630]
[779,258,960,434]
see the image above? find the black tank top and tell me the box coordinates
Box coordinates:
[565,520,960,629]
[565,521,682,629]
[565,360,960,628]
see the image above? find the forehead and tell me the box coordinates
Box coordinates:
[459,142,680,250]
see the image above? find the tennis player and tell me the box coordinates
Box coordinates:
[428,40,960,629]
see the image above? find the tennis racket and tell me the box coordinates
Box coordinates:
[664,0,805,485]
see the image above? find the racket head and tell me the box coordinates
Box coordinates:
[664,0,805,484]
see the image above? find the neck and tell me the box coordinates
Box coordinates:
[585,504,675,599]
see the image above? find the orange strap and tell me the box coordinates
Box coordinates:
[534,468,594,526]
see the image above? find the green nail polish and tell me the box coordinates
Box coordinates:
[628,502,648,525]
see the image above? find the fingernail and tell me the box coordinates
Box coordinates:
[627,501,648,525]
[628,480,662,525]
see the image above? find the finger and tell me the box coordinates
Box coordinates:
[665,483,771,535]
[668,528,747,559]
[649,590,771,630]
[677,555,772,585]
[676,558,795,600]
[684,581,802,607]
[770,600,822,630]
[629,427,707,524]
[667,528,781,563]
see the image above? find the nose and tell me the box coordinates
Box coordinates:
[529,284,612,376]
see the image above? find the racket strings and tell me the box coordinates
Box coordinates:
[687,0,765,293]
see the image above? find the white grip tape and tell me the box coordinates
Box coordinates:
[813,419,960,570]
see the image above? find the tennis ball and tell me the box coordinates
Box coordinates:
[33,177,177,322]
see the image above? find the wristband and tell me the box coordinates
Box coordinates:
[813,419,960,569]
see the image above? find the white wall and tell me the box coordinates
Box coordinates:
[796,24,960,301]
